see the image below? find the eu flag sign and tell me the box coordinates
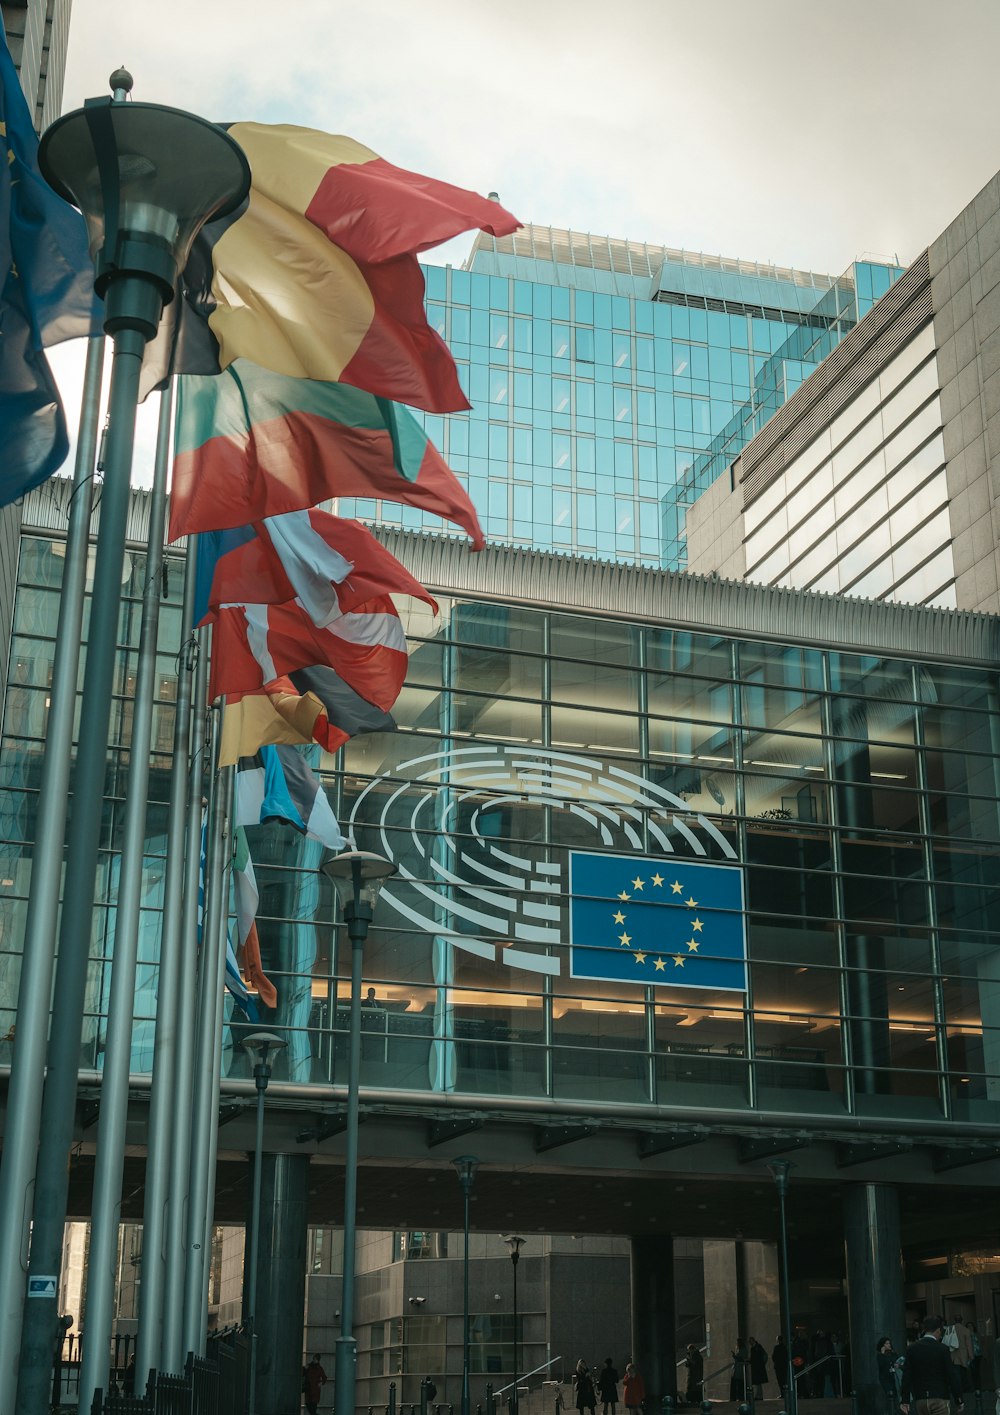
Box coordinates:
[569,852,747,992]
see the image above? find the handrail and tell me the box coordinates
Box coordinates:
[676,1346,708,1369]
[495,1356,562,1397]
[796,1354,847,1380]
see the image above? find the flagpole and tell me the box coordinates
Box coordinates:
[134,522,199,1388]
[181,709,233,1358]
[160,628,209,1372]
[0,333,104,1415]
[79,384,173,1411]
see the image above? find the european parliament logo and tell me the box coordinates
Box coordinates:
[569,852,747,992]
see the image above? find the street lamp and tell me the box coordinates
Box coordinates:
[767,1162,796,1415]
[503,1236,526,1415]
[14,73,249,1413]
[452,1156,479,1415]
[321,850,398,1415]
[242,1031,287,1415]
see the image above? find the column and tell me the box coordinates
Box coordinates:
[630,1235,676,1402]
[250,1153,311,1415]
[843,1184,904,1415]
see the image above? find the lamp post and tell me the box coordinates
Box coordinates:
[321,850,398,1415]
[14,73,249,1415]
[767,1162,796,1415]
[242,1031,287,1415]
[503,1236,526,1415]
[452,1156,479,1415]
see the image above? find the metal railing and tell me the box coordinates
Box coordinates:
[494,1355,564,1399]
[88,1327,250,1415]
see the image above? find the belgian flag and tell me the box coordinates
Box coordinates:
[141,123,519,412]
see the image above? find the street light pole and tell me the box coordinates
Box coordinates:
[242,1031,287,1415]
[452,1157,479,1415]
[15,78,249,1415]
[321,851,397,1415]
[767,1162,796,1415]
[503,1236,525,1415]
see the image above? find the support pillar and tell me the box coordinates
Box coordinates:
[630,1235,676,1402]
[843,1184,904,1415]
[248,1153,310,1415]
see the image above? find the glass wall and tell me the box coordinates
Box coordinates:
[3,535,1000,1126]
[336,264,849,570]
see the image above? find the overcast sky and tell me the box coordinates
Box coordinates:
[49,0,1000,481]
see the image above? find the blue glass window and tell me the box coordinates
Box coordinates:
[574,290,594,324]
[614,442,633,478]
[611,296,631,330]
[488,424,509,461]
[489,369,509,406]
[552,286,570,320]
[490,314,509,350]
[452,307,470,343]
[575,327,595,362]
[613,387,632,424]
[450,269,471,304]
[551,325,571,359]
[512,427,532,464]
[424,264,447,300]
[513,279,532,315]
[612,334,631,370]
[576,382,595,417]
[427,303,446,337]
[490,276,509,311]
[533,284,551,318]
[552,379,571,414]
[552,434,572,475]
[513,319,532,355]
[577,437,595,473]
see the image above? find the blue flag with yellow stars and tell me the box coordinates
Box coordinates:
[0,28,96,509]
[569,852,747,991]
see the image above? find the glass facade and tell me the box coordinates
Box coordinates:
[334,227,900,571]
[4,527,1000,1128]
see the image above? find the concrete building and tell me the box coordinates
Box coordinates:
[684,166,1000,615]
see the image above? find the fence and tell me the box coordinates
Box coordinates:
[89,1326,250,1415]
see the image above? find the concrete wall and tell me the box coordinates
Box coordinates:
[684,473,746,582]
[929,170,1000,615]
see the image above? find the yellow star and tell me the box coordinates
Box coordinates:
[671,881,683,895]
[685,896,698,908]
[632,877,645,891]
[651,873,664,887]
[619,932,632,947]
[634,951,647,964]
[653,957,666,971]
[613,910,626,924]
[686,939,700,952]
[692,918,704,932]
[618,890,631,901]
[673,954,685,967]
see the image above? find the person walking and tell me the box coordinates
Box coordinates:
[750,1339,769,1400]
[684,1345,704,1406]
[599,1358,620,1415]
[731,1339,750,1403]
[575,1360,598,1415]
[900,1315,964,1415]
[772,1336,790,1399]
[877,1337,900,1408]
[623,1361,646,1414]
[303,1354,327,1415]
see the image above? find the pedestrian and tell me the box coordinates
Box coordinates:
[750,1339,769,1400]
[877,1337,899,1406]
[966,1324,981,1390]
[599,1357,620,1415]
[900,1315,964,1415]
[623,1361,645,1415]
[575,1360,598,1415]
[730,1338,750,1402]
[772,1336,789,1399]
[684,1345,704,1406]
[303,1353,327,1415]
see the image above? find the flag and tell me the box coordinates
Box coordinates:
[193,508,438,628]
[568,852,747,991]
[170,361,484,548]
[233,826,277,1008]
[218,667,397,767]
[0,28,96,508]
[209,597,408,709]
[236,744,345,851]
[141,122,519,411]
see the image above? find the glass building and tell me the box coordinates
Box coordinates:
[336,225,900,570]
[5,484,1000,1127]
[6,482,1000,1410]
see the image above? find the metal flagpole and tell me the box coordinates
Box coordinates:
[196,762,235,1345]
[15,317,152,1415]
[78,385,173,1412]
[180,708,232,1358]
[0,333,104,1415]
[160,631,209,1372]
[134,525,200,1390]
